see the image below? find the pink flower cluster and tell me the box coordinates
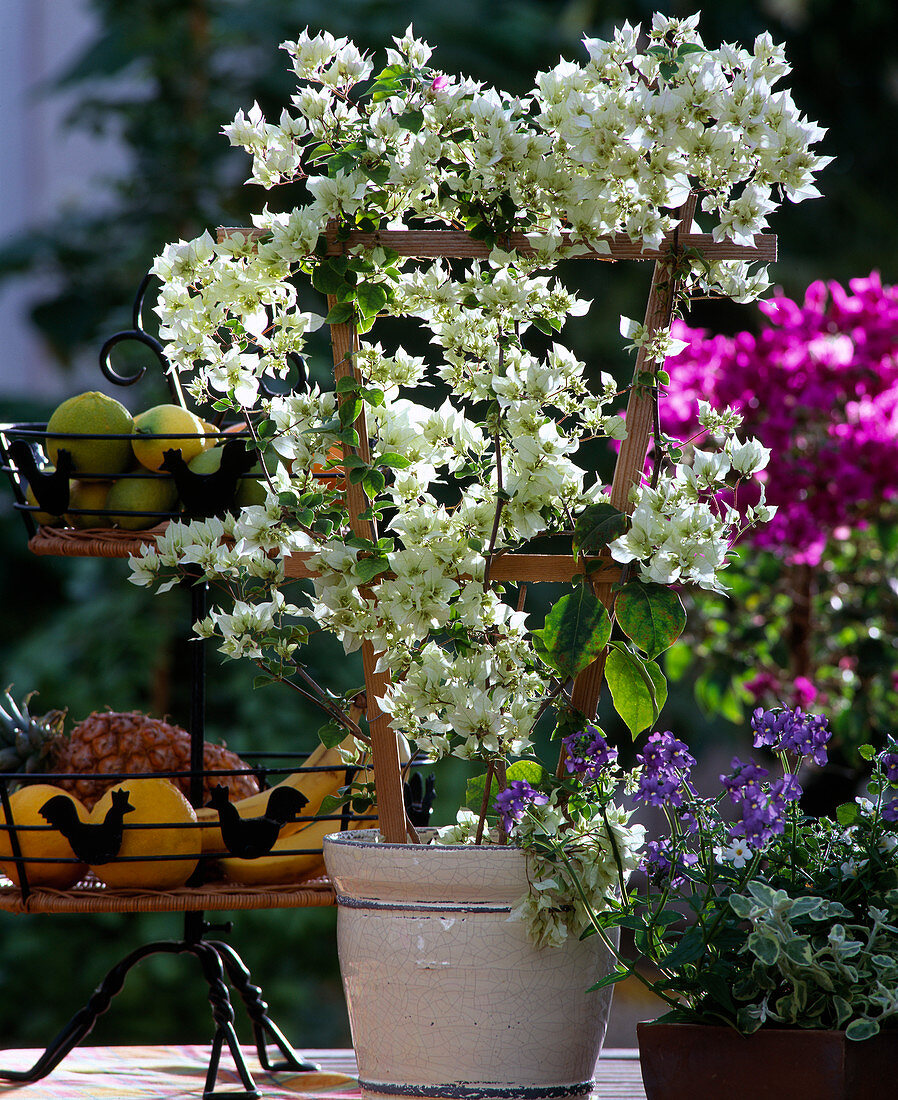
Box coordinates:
[662,273,898,565]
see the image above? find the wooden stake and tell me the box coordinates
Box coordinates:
[328,303,408,844]
[570,196,698,722]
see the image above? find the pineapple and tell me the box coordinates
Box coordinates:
[0,691,260,809]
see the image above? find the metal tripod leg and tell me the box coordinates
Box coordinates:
[0,939,263,1099]
[210,939,320,1073]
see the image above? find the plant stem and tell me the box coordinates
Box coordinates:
[475,760,496,845]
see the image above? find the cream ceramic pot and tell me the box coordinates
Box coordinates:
[323,829,618,1100]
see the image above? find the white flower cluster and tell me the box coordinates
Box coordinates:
[608,437,774,592]
[131,18,818,939]
[436,797,645,948]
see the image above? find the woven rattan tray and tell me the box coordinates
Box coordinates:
[0,874,335,914]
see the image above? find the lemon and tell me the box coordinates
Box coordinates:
[45,391,134,478]
[25,482,64,527]
[65,479,113,529]
[188,446,268,507]
[0,785,88,889]
[132,404,209,471]
[90,777,199,889]
[105,475,178,530]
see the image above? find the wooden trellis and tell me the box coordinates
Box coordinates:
[219,207,776,844]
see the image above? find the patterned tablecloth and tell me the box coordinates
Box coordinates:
[0,1045,648,1099]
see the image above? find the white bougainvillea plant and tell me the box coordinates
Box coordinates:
[131,15,829,946]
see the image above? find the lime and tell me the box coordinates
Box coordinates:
[132,404,209,471]
[66,480,113,529]
[106,476,178,530]
[45,391,134,478]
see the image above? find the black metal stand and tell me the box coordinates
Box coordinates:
[0,576,321,1096]
[0,909,319,1098]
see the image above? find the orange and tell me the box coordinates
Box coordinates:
[0,785,88,889]
[89,777,199,889]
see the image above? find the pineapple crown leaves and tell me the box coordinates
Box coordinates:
[0,688,67,774]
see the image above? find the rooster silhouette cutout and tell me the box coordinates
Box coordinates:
[206,784,309,859]
[10,440,74,516]
[40,788,134,865]
[160,438,257,519]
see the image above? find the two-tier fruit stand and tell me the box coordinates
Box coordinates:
[0,210,774,1097]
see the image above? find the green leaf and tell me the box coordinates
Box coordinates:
[317,721,347,750]
[355,555,390,583]
[859,744,876,761]
[312,260,348,295]
[362,469,387,498]
[587,966,632,993]
[397,109,424,133]
[376,451,412,470]
[338,397,364,427]
[836,802,859,826]
[362,163,390,185]
[747,930,780,966]
[506,759,549,787]
[531,588,612,681]
[702,972,736,1013]
[318,792,349,815]
[465,771,498,813]
[573,503,629,556]
[782,937,813,965]
[335,375,362,394]
[615,581,686,660]
[605,647,667,738]
[661,926,705,968]
[846,1018,880,1041]
[325,301,355,325]
[356,282,388,318]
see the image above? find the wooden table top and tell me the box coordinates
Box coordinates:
[0,1045,647,1098]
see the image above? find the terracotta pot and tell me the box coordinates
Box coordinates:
[323,829,618,1100]
[637,1021,897,1100]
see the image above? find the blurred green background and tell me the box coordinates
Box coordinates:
[1,0,897,1057]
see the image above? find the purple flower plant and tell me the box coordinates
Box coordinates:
[721,756,802,848]
[633,731,696,810]
[562,725,618,779]
[493,780,549,833]
[751,706,832,766]
[642,838,699,887]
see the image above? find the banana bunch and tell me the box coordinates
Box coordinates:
[195,735,355,855]
[206,734,410,887]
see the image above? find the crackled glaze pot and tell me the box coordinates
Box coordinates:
[323,829,618,1100]
[637,1021,898,1100]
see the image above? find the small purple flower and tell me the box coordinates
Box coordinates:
[493,780,549,833]
[751,705,831,766]
[721,757,769,803]
[751,707,791,748]
[642,838,698,887]
[881,749,898,785]
[721,757,794,849]
[633,731,696,811]
[883,798,898,823]
[562,725,617,779]
[640,731,696,772]
[772,772,803,803]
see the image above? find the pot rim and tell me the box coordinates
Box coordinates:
[324,827,529,855]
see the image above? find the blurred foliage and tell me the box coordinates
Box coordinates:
[665,528,898,817]
[2,0,898,1055]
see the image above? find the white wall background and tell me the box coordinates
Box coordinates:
[0,0,124,399]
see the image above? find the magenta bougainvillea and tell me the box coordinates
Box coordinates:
[662,272,898,565]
